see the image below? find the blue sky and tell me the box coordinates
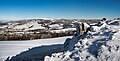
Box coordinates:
[0,0,120,20]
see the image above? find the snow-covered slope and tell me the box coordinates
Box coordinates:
[0,36,72,61]
[13,22,45,31]
[50,28,76,33]
[44,19,120,61]
[4,19,120,61]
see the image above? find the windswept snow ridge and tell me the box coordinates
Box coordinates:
[44,19,120,61]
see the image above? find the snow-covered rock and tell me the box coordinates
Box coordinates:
[44,19,120,61]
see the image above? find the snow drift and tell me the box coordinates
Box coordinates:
[44,19,120,61]
[5,19,120,61]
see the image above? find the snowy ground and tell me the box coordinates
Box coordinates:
[1,19,120,61]
[43,20,120,61]
[0,36,72,61]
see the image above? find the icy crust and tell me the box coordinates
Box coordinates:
[44,20,120,61]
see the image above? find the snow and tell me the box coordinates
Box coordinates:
[0,36,72,61]
[91,21,107,32]
[108,20,120,25]
[13,22,45,31]
[2,19,120,61]
[43,19,120,61]
[49,24,60,28]
[0,25,7,29]
[50,28,76,33]
[49,24,63,30]
[83,23,90,28]
[24,26,45,31]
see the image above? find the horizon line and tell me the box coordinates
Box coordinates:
[0,17,118,21]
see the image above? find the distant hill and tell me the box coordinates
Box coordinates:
[0,18,102,40]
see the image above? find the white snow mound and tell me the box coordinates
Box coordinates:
[44,19,120,61]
